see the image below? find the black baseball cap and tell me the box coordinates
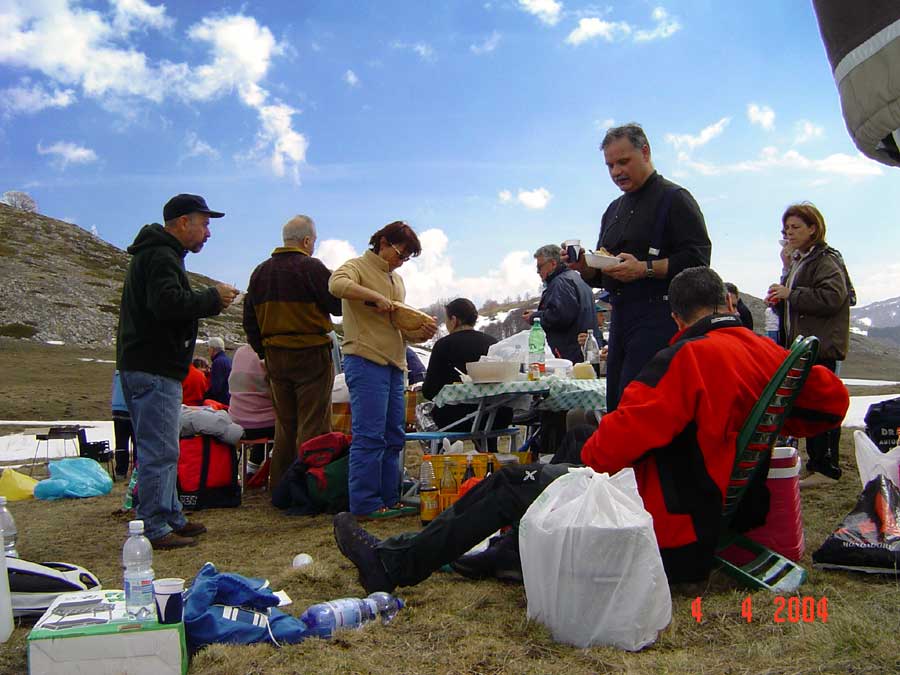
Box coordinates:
[163,194,225,221]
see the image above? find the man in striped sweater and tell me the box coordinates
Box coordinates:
[243,215,343,488]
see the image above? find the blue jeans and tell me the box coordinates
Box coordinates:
[343,355,405,515]
[120,370,187,540]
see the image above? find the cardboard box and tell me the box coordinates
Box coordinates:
[27,590,187,675]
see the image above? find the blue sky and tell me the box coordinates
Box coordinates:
[1,0,897,309]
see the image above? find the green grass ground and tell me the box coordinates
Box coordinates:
[1,338,899,673]
[0,434,899,675]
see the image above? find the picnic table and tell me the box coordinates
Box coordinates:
[431,377,607,435]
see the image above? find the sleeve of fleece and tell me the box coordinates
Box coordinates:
[145,250,221,320]
[328,260,360,298]
[782,363,849,437]
[581,349,698,473]
[665,190,712,278]
[242,291,263,358]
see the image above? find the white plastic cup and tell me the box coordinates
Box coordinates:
[292,553,313,568]
[153,577,185,624]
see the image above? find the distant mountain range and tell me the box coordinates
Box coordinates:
[852,297,900,346]
[1,203,898,376]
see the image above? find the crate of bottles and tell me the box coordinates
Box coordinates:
[423,451,530,485]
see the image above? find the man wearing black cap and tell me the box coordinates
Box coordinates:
[117,194,239,549]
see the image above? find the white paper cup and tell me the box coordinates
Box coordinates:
[153,577,185,624]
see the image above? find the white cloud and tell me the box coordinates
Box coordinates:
[566,7,681,46]
[747,103,775,130]
[344,69,360,87]
[316,231,541,308]
[391,40,435,62]
[566,18,631,45]
[595,117,616,131]
[517,187,552,210]
[0,3,306,182]
[110,0,174,33]
[497,187,553,209]
[665,117,730,151]
[634,7,681,42]
[317,239,359,272]
[519,0,563,26]
[471,31,501,55]
[794,120,824,144]
[184,131,219,160]
[676,145,883,179]
[37,140,98,168]
[1,80,76,115]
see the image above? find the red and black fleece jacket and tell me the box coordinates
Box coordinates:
[581,313,849,582]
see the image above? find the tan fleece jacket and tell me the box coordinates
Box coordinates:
[328,250,407,369]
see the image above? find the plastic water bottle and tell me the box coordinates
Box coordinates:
[123,468,139,510]
[583,333,601,374]
[0,537,12,643]
[122,520,155,621]
[528,318,546,379]
[0,497,18,558]
[300,593,405,638]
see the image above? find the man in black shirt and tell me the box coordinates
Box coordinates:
[422,298,513,434]
[569,123,711,411]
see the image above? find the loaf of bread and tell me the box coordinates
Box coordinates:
[391,303,435,332]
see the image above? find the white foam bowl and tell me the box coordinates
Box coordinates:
[466,361,520,384]
[585,252,622,269]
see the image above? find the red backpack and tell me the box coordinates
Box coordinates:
[177,435,241,510]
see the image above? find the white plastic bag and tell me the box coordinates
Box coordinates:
[519,467,671,650]
[487,329,552,364]
[854,429,900,488]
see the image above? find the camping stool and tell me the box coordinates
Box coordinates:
[28,425,82,476]
[77,428,116,481]
[237,437,273,492]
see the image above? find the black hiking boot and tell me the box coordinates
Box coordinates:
[333,512,396,594]
[450,532,523,583]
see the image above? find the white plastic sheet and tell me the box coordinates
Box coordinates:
[854,429,900,489]
[519,467,671,650]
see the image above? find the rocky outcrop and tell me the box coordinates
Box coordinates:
[0,204,244,347]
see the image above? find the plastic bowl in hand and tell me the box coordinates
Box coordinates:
[584,251,622,269]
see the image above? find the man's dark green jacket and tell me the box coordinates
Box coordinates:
[116,224,222,380]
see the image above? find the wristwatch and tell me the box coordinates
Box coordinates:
[645,260,655,278]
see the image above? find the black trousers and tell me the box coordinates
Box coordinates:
[805,358,842,479]
[112,412,134,475]
[377,463,571,587]
[606,296,676,411]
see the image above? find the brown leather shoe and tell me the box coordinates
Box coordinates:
[150,532,198,550]
[174,521,207,537]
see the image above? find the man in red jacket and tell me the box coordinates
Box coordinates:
[334,267,850,592]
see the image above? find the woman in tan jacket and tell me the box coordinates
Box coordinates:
[767,202,850,487]
[329,221,436,518]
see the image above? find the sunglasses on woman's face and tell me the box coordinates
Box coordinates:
[390,242,411,261]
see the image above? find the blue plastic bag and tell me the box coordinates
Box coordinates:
[34,457,113,500]
[184,562,309,653]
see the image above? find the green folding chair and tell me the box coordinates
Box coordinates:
[714,336,819,592]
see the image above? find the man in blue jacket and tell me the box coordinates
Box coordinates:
[523,244,596,364]
[117,194,238,549]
